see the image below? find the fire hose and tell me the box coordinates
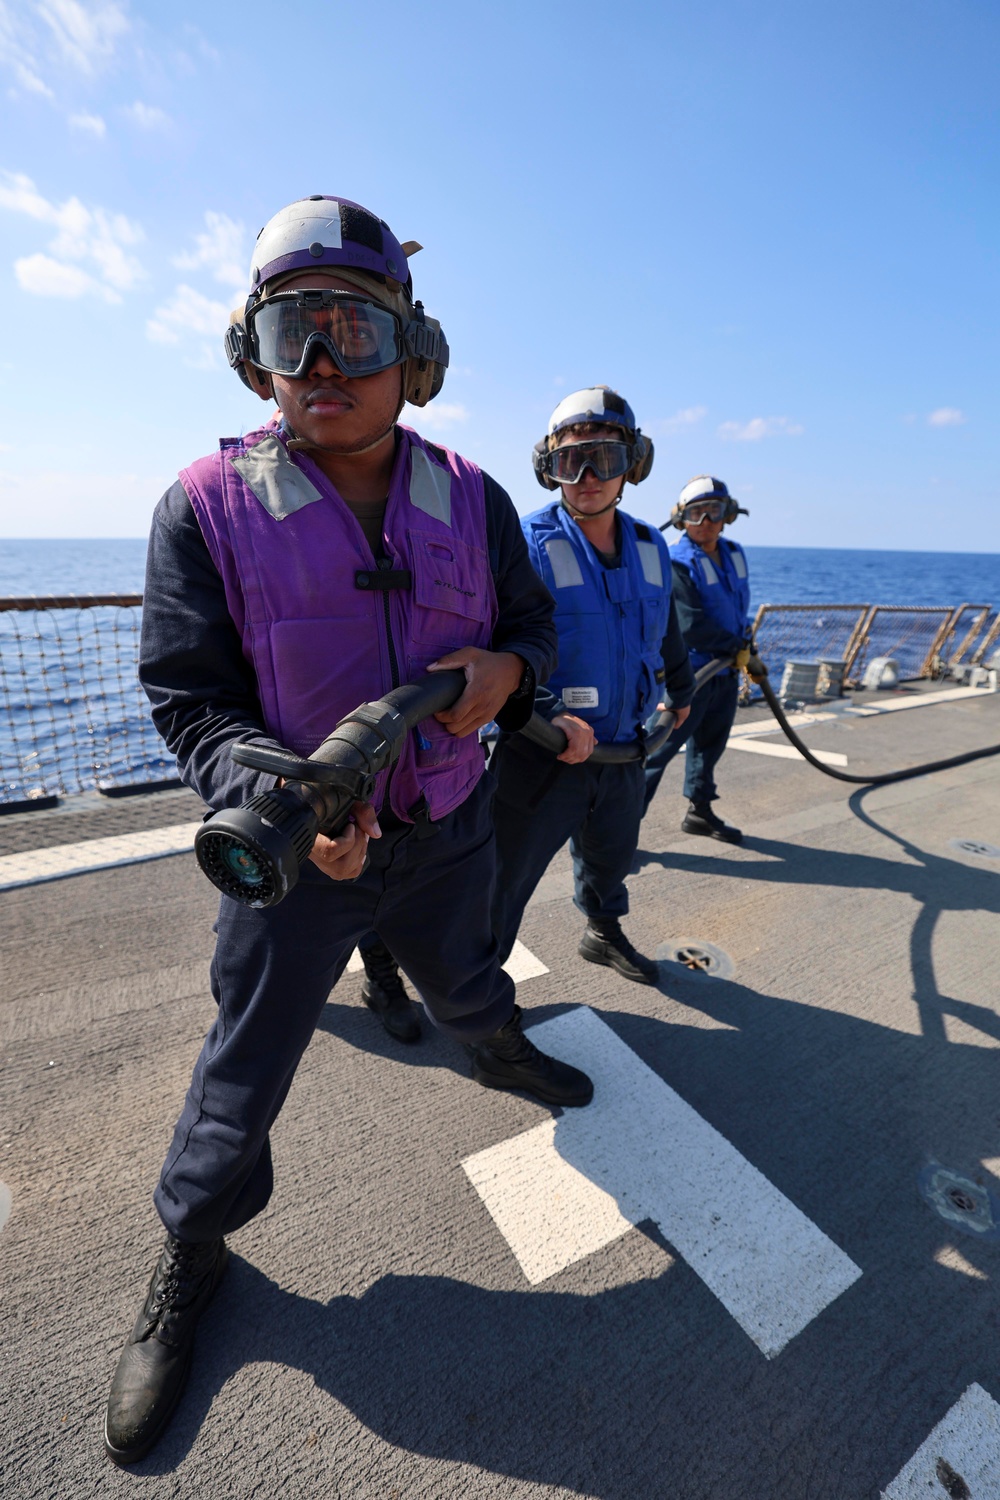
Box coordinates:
[194,652,1000,908]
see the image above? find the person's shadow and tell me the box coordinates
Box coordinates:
[635,785,1000,1050]
[132,790,1000,1495]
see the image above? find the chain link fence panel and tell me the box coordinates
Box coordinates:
[0,595,176,809]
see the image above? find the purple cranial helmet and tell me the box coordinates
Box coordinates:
[227,195,449,407]
[249,196,413,294]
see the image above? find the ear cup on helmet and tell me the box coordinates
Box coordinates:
[627,433,654,485]
[724,497,740,524]
[402,310,448,407]
[532,439,559,490]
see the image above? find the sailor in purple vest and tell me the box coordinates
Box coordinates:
[641,476,752,842]
[490,388,695,984]
[104,196,593,1467]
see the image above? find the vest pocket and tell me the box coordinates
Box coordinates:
[409,527,492,635]
[640,595,668,650]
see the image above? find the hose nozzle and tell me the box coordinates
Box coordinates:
[193,670,467,908]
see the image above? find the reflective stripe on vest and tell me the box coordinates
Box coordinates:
[545,538,585,589]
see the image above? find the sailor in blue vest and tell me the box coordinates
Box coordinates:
[490,387,695,983]
[642,475,752,842]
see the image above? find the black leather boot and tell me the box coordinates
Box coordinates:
[681,801,743,843]
[470,1005,594,1106]
[360,939,421,1043]
[104,1234,229,1465]
[578,919,659,984]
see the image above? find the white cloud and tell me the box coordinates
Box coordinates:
[37,0,129,74]
[927,407,966,427]
[403,400,468,430]
[0,4,53,97]
[14,250,115,300]
[661,405,707,432]
[718,415,804,442]
[69,109,105,135]
[14,60,54,96]
[173,211,246,289]
[147,283,231,366]
[0,169,144,295]
[0,0,129,100]
[124,100,169,130]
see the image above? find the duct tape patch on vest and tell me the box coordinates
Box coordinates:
[563,687,599,708]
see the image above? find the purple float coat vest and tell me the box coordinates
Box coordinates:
[180,421,498,822]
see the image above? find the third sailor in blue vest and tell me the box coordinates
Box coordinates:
[642,475,752,841]
[491,387,694,983]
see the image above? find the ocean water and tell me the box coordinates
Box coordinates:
[1,538,998,607]
[2,538,998,801]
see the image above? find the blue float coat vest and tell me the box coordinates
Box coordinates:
[670,533,751,670]
[522,502,672,744]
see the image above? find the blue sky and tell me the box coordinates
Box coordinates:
[0,0,997,548]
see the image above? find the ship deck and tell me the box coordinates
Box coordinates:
[3,682,1000,1499]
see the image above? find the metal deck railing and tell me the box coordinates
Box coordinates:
[1,594,997,809]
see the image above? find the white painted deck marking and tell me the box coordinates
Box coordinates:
[0,1182,10,1237]
[462,1007,861,1357]
[726,739,848,766]
[345,937,548,984]
[726,684,993,745]
[0,823,201,891]
[501,939,550,982]
[881,1383,1000,1497]
[850,684,995,717]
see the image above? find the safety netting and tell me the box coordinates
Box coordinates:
[939,604,993,668]
[0,595,176,809]
[1,594,996,809]
[744,602,989,701]
[847,605,954,685]
[749,604,869,701]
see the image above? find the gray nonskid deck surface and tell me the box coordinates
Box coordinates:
[2,692,1000,1498]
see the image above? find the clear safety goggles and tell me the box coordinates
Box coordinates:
[244,290,408,379]
[681,499,727,525]
[540,438,632,486]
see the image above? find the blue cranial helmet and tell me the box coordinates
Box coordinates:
[533,385,654,490]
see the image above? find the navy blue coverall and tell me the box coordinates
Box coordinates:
[138,456,557,1243]
[642,535,751,815]
[491,504,694,962]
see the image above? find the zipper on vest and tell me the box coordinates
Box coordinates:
[377,557,401,689]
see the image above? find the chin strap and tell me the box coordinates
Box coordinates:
[282,395,406,458]
[284,422,398,458]
[559,489,624,521]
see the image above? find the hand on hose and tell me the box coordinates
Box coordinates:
[732,646,752,673]
[657,703,691,734]
[747,653,768,682]
[428,648,524,738]
[308,800,381,881]
[552,712,597,764]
